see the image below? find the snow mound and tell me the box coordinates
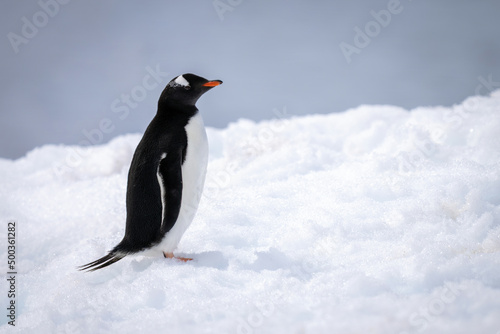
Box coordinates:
[1,91,500,333]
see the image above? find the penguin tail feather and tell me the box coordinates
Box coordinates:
[78,252,126,272]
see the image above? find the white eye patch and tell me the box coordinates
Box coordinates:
[174,75,190,87]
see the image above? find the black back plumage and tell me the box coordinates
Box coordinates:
[79,74,222,271]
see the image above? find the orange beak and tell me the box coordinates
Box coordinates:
[202,80,223,87]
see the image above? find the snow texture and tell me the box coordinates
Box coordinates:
[1,91,500,333]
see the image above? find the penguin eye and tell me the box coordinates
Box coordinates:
[184,85,191,90]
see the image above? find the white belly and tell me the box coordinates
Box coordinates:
[156,112,208,253]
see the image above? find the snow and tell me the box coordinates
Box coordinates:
[174,75,190,87]
[1,91,500,333]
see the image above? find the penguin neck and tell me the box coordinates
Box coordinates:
[157,100,199,122]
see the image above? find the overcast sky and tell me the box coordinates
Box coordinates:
[1,0,499,159]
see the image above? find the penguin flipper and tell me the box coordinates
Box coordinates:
[78,252,126,272]
[157,150,183,236]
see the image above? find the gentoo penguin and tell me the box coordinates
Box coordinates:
[79,73,222,271]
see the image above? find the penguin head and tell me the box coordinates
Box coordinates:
[159,73,222,107]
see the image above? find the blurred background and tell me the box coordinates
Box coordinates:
[1,0,499,159]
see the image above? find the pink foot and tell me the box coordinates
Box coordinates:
[163,252,193,262]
